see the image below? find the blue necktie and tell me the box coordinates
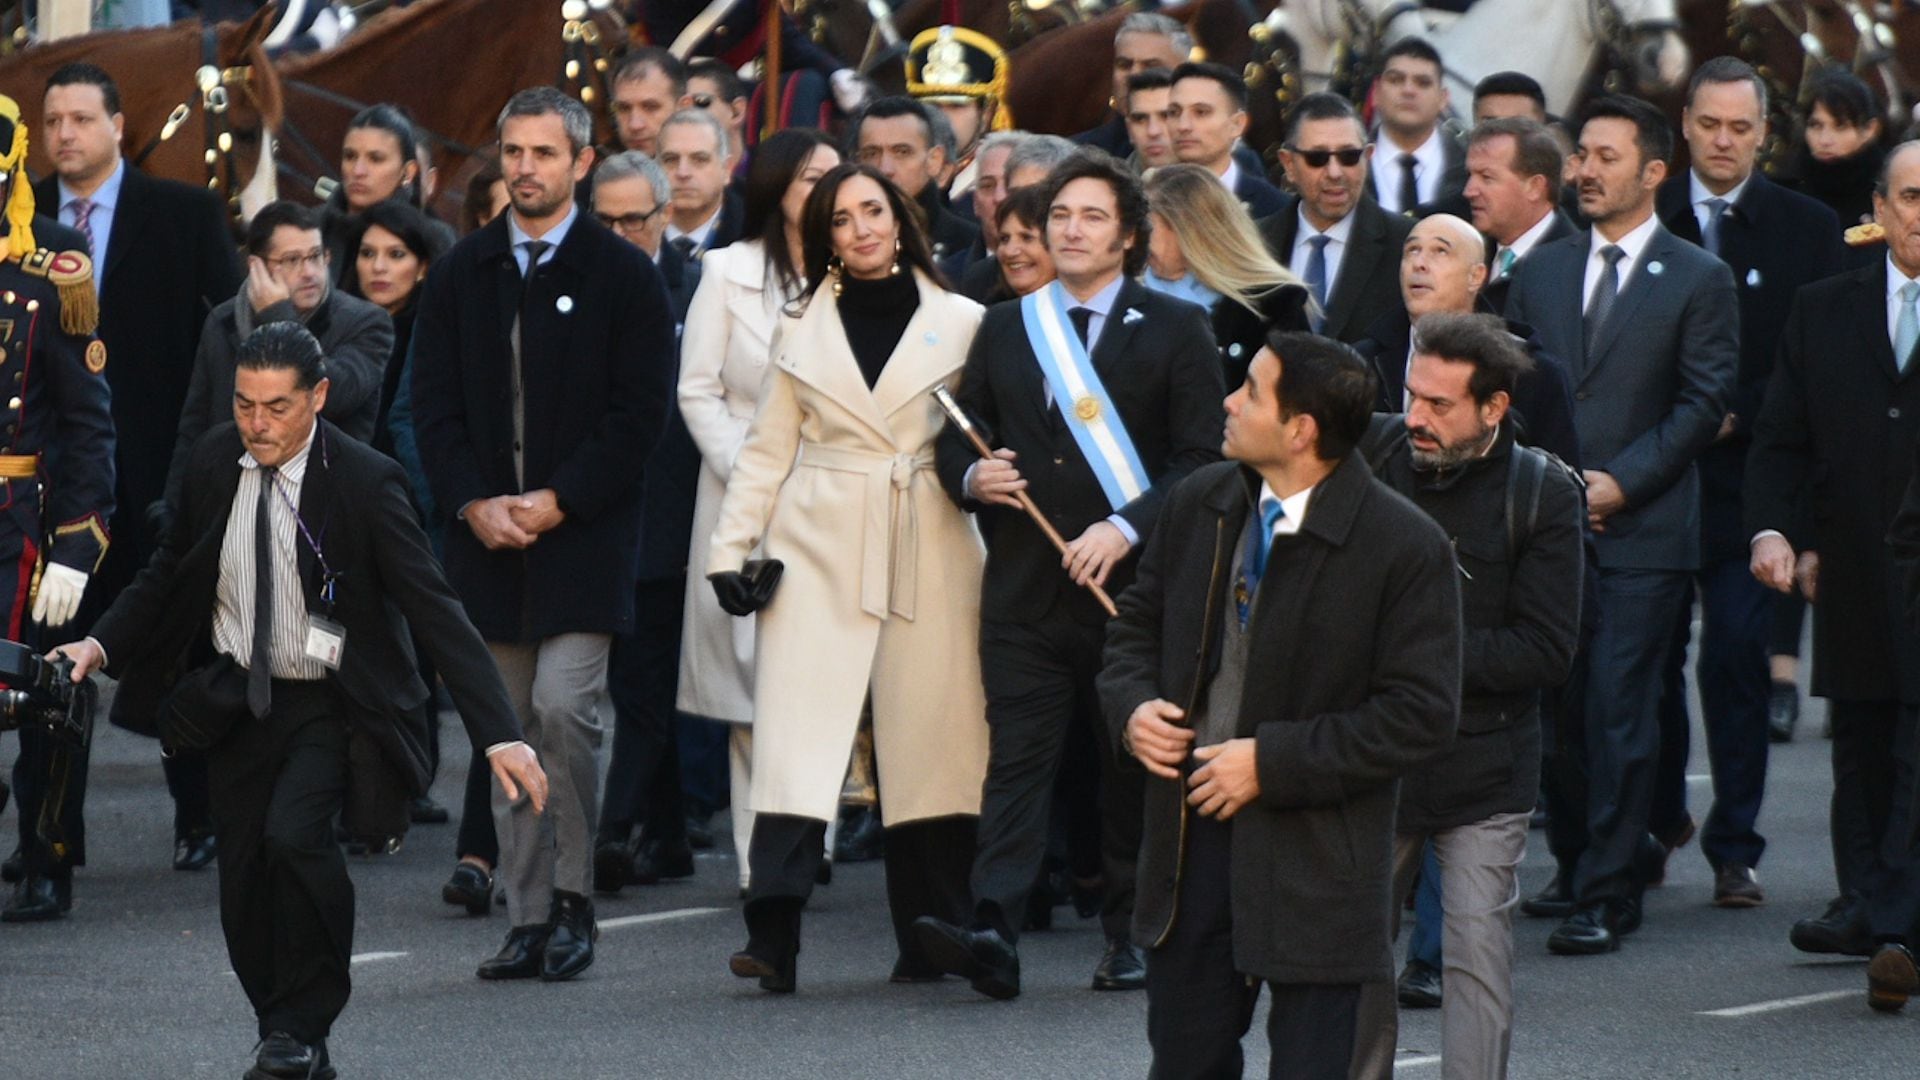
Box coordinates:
[1701,197,1729,257]
[1238,497,1287,626]
[1896,281,1919,374]
[1304,235,1330,333]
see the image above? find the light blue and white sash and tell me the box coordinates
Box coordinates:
[1020,280,1149,510]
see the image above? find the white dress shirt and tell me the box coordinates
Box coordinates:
[1495,208,1559,276]
[1289,205,1356,300]
[1885,254,1920,357]
[665,203,723,252]
[57,157,125,271]
[507,203,575,272]
[1581,212,1660,311]
[1688,170,1751,235]
[1374,126,1448,216]
[1260,478,1314,538]
[214,426,327,681]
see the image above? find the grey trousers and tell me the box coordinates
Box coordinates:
[1354,811,1530,1080]
[490,633,611,926]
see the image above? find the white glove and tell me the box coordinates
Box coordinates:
[32,563,88,628]
[830,69,870,115]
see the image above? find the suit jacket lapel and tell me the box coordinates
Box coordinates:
[1089,279,1147,380]
[869,274,962,421]
[777,290,897,445]
[1586,227,1673,371]
[99,167,152,286]
[1863,262,1903,381]
[1325,202,1385,339]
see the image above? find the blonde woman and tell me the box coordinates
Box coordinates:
[1143,162,1315,387]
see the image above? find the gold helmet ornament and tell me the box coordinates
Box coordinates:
[0,95,36,258]
[906,25,1013,132]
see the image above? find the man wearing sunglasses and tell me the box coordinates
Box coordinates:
[164,200,392,515]
[1260,93,1414,345]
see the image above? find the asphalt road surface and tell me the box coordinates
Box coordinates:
[2,650,1915,1077]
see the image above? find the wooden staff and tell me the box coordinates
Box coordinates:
[934,386,1119,618]
[761,0,783,142]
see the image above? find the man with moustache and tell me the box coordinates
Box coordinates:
[1646,58,1845,903]
[1466,119,1578,316]
[1747,140,1920,1010]
[1503,95,1738,954]
[1261,93,1415,344]
[410,87,674,982]
[916,150,1225,998]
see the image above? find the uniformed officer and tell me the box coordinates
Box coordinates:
[0,94,117,923]
[905,24,1013,202]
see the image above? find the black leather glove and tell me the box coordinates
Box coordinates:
[708,571,759,617]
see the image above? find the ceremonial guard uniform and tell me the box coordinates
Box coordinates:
[906,25,1013,205]
[0,95,116,922]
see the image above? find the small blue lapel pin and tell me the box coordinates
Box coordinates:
[924,331,939,346]
[1746,268,1762,288]
[1646,260,1664,277]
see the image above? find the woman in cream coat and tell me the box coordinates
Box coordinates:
[710,163,989,993]
[678,131,839,885]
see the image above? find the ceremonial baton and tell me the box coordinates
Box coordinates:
[933,386,1120,618]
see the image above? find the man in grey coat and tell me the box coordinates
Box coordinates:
[1100,331,1461,1079]
[163,199,392,513]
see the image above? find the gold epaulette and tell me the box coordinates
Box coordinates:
[1845,222,1886,248]
[16,247,97,336]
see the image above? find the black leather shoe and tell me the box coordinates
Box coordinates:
[631,838,696,885]
[1091,936,1146,991]
[592,841,632,894]
[1868,943,1918,1013]
[815,855,833,886]
[476,923,549,980]
[173,830,217,872]
[441,862,493,916]
[911,916,1020,1000]
[1767,681,1799,743]
[246,1032,335,1079]
[1520,871,1576,919]
[0,846,20,884]
[541,892,598,981]
[730,898,800,992]
[409,795,449,825]
[1,872,71,922]
[1397,959,1443,1008]
[685,814,717,850]
[1712,863,1765,908]
[1644,823,1688,888]
[1790,897,1875,957]
[833,806,886,863]
[1547,903,1622,955]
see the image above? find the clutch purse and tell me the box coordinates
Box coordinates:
[742,558,784,610]
[157,654,251,753]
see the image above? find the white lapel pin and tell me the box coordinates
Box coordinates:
[1746,268,1762,288]
[556,295,574,314]
[1646,261,1664,277]
[1123,307,1144,325]
[924,331,938,345]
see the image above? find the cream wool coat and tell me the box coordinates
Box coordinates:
[676,241,788,724]
[707,271,990,826]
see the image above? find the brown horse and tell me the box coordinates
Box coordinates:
[0,6,284,221]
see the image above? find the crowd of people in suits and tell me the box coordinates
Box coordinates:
[5,7,1920,1078]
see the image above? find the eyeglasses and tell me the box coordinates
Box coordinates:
[266,249,328,273]
[1285,146,1368,168]
[595,207,663,232]
[688,93,716,110]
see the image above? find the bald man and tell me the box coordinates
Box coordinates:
[1357,215,1582,467]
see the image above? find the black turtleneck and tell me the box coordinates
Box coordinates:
[837,271,918,388]
[1786,141,1885,228]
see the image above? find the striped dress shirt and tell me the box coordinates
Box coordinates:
[212,425,329,680]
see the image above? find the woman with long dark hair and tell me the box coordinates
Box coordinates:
[1786,67,1886,231]
[323,104,455,277]
[677,128,840,887]
[708,163,989,992]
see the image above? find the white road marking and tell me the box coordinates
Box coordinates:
[1394,1054,1443,1069]
[598,906,727,931]
[350,951,409,965]
[1697,989,1856,1017]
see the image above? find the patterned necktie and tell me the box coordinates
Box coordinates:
[1702,198,1730,257]
[1397,153,1419,215]
[1895,281,1920,374]
[1584,244,1626,356]
[68,197,95,259]
[247,465,277,719]
[1068,307,1093,349]
[1238,497,1287,626]
[1304,234,1331,332]
[1497,247,1517,278]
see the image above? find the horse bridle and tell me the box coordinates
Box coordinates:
[130,25,259,211]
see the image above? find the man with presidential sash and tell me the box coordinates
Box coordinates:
[919,149,1225,999]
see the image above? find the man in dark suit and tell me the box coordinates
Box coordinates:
[1368,39,1468,219]
[1100,331,1460,1077]
[1503,95,1739,954]
[1169,62,1286,218]
[410,88,673,984]
[1747,140,1920,1009]
[1649,57,1846,905]
[54,323,546,1079]
[915,150,1224,998]
[1262,94,1415,344]
[1465,118,1578,316]
[586,150,704,891]
[850,96,979,264]
[35,61,241,875]
[659,108,743,260]
[1072,12,1190,158]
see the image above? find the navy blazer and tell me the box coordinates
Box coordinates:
[410,213,675,642]
[636,240,704,582]
[1479,210,1578,317]
[1504,220,1739,571]
[1259,196,1414,344]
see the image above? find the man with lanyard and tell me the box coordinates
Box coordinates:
[917,149,1225,998]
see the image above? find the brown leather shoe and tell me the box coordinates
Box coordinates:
[1711,863,1764,908]
[1868,943,1918,1013]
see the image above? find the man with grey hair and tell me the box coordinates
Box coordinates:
[588,148,709,893]
[410,85,676,984]
[658,108,741,260]
[1074,13,1192,157]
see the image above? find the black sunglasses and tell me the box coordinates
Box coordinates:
[1285,145,1368,168]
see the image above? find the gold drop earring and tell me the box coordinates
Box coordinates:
[829,256,844,299]
[890,237,902,277]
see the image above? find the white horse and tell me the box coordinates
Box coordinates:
[1265,0,1691,118]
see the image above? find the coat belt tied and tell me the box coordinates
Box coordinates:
[796,440,934,620]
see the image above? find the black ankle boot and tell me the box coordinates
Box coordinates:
[730,897,801,992]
